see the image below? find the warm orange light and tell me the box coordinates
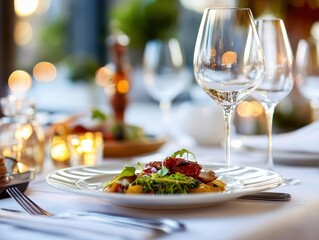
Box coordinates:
[68,132,103,166]
[51,143,70,162]
[211,48,216,57]
[222,51,237,66]
[33,62,57,82]
[14,0,39,17]
[8,70,32,92]
[117,79,129,94]
[237,101,250,117]
[95,66,114,87]
[250,101,263,117]
[14,21,33,46]
[237,101,263,118]
[15,124,33,141]
[35,0,51,14]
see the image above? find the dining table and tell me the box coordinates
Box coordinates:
[1,101,319,240]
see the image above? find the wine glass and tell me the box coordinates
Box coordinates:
[143,38,192,134]
[295,38,319,121]
[251,18,294,170]
[193,8,264,167]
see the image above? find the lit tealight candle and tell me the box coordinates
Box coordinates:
[68,132,103,166]
[50,135,70,168]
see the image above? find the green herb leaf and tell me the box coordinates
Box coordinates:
[171,149,196,162]
[157,166,168,176]
[137,162,144,175]
[91,108,107,121]
[105,166,136,187]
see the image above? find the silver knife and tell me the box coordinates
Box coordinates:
[238,192,291,201]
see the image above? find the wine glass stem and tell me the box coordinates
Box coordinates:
[264,105,275,170]
[160,100,172,134]
[223,107,234,168]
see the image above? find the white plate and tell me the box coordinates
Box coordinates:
[46,164,283,209]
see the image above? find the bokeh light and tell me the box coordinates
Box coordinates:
[95,66,114,87]
[222,51,237,66]
[33,61,57,82]
[117,79,130,94]
[35,0,51,14]
[237,101,263,118]
[95,66,116,95]
[14,21,33,46]
[14,0,39,17]
[8,70,32,92]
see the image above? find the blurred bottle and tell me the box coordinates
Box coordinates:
[0,96,45,173]
[106,33,131,123]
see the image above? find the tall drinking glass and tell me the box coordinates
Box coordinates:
[295,38,319,121]
[143,38,192,134]
[194,8,264,167]
[251,18,294,170]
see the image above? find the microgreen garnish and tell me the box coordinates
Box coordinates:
[134,172,198,194]
[105,166,136,187]
[170,149,197,162]
[137,162,144,174]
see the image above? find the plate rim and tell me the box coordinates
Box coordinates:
[45,163,283,209]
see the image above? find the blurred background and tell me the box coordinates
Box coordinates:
[1,0,319,136]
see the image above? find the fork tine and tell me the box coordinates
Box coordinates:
[6,187,39,215]
[6,187,52,216]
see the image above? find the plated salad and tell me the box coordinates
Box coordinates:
[103,149,226,194]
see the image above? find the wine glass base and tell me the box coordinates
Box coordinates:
[283,177,300,185]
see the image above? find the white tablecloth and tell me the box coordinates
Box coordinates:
[1,103,319,240]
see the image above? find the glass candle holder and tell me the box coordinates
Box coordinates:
[50,133,70,168]
[0,96,45,173]
[67,132,103,166]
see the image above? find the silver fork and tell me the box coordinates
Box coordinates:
[6,187,52,216]
[5,187,185,234]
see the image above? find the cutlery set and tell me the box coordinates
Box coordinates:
[2,186,291,235]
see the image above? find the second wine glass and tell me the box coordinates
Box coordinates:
[295,38,319,121]
[194,8,264,167]
[251,18,294,170]
[143,38,192,134]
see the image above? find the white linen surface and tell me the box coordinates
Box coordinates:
[235,121,319,154]
[2,103,319,240]
[1,156,319,240]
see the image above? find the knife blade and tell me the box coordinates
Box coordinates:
[238,192,291,201]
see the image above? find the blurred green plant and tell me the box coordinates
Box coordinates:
[39,17,67,63]
[110,0,180,49]
[62,56,100,83]
[39,17,100,83]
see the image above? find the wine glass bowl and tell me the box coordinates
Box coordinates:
[143,38,192,132]
[251,18,294,170]
[193,8,264,167]
[295,38,319,120]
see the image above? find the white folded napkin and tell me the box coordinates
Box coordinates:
[234,121,319,154]
[0,209,153,240]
